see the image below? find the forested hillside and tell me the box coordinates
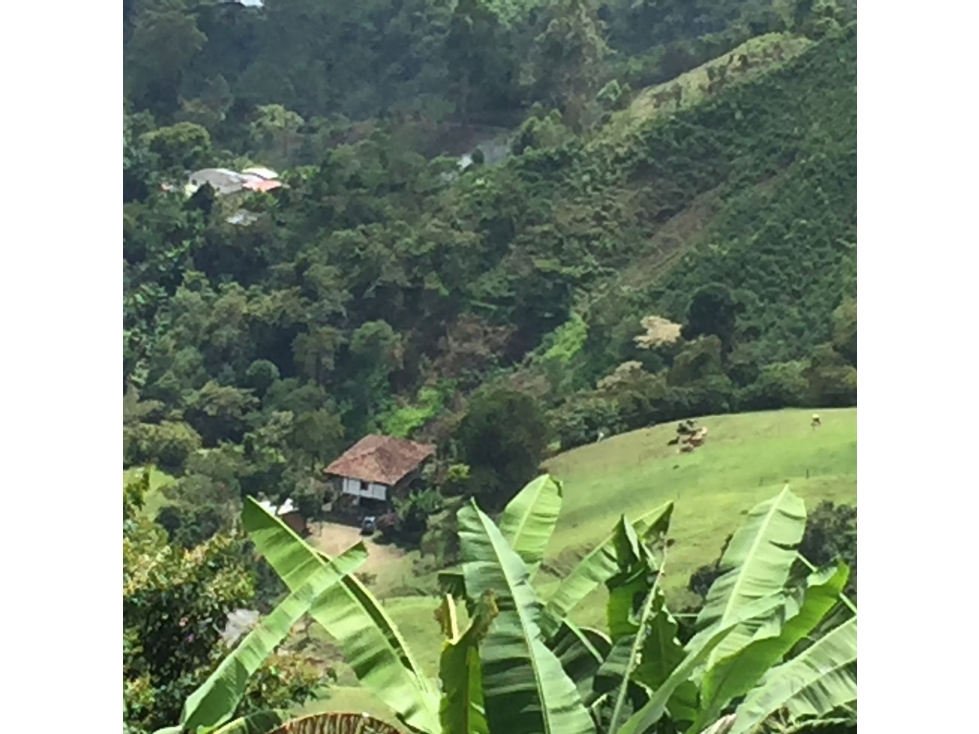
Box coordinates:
[123,4,857,729]
[125,10,855,504]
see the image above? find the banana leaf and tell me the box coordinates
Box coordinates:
[690,564,849,733]
[550,620,611,706]
[438,592,499,734]
[540,502,673,639]
[731,618,857,734]
[498,475,563,576]
[615,623,737,734]
[597,526,686,733]
[242,498,440,734]
[693,487,806,667]
[458,499,597,734]
[178,544,367,732]
[598,585,663,733]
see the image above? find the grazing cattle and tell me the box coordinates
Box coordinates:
[811,414,821,428]
[667,436,680,446]
[680,444,694,453]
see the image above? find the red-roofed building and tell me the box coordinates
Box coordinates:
[323,435,435,511]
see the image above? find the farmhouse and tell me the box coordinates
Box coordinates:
[323,435,435,512]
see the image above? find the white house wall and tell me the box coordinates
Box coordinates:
[341,477,389,501]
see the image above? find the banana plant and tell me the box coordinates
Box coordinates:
[457,498,597,734]
[161,479,855,734]
[486,484,858,734]
[436,591,499,734]
[242,498,442,734]
[677,488,857,734]
[438,476,674,641]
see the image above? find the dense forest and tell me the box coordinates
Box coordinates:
[123,1,857,731]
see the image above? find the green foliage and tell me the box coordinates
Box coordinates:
[803,345,857,407]
[139,122,212,172]
[831,297,856,367]
[244,359,281,397]
[176,544,366,732]
[389,488,446,546]
[737,360,809,411]
[377,386,450,439]
[123,25,860,724]
[124,420,203,474]
[243,498,442,733]
[456,388,551,510]
[458,498,597,734]
[123,472,319,734]
[183,381,260,447]
[798,501,857,599]
[438,591,499,734]
[681,283,742,355]
[163,473,856,734]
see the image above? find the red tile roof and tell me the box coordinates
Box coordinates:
[242,179,283,192]
[323,435,435,486]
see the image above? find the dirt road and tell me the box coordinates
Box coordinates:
[306,521,406,577]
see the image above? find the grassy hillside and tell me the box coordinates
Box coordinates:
[123,465,176,519]
[538,407,856,618]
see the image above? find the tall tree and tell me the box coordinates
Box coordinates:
[445,0,520,125]
[125,0,207,115]
[456,388,550,511]
[533,0,609,128]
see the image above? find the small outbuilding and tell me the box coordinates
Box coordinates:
[257,497,308,536]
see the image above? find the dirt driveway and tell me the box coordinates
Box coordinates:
[306,521,407,578]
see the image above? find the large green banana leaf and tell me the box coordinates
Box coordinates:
[693,487,806,667]
[242,499,440,734]
[176,543,367,732]
[498,474,563,575]
[615,623,737,734]
[550,620,610,706]
[438,591,499,734]
[540,502,673,639]
[598,521,689,733]
[599,582,664,733]
[690,564,850,733]
[730,617,857,734]
[458,500,597,734]
[604,516,661,641]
